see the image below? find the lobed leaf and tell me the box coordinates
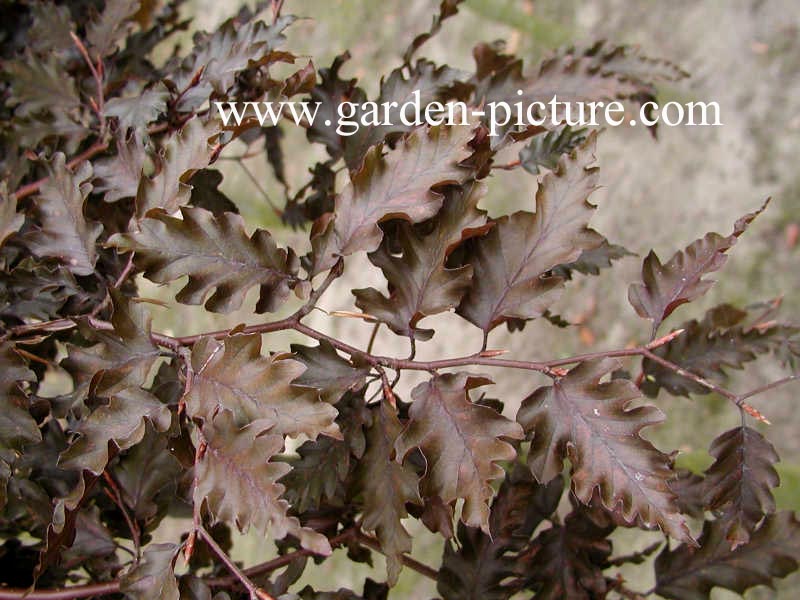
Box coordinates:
[517,358,692,542]
[629,201,768,334]
[61,291,161,399]
[457,132,602,333]
[194,411,331,555]
[58,387,171,476]
[0,183,24,247]
[341,60,471,171]
[104,84,169,135]
[519,125,588,175]
[280,435,350,513]
[0,342,41,510]
[3,51,81,118]
[120,542,180,600]
[291,340,370,404]
[437,468,563,600]
[357,402,422,585]
[642,303,798,397]
[403,0,464,65]
[187,334,339,440]
[473,40,686,139]
[655,512,800,600]
[113,428,182,524]
[132,119,218,218]
[87,0,141,58]
[0,260,85,322]
[23,154,102,276]
[188,169,238,216]
[703,426,780,549]
[59,294,169,474]
[93,133,146,203]
[309,121,476,274]
[524,508,613,600]
[395,372,523,532]
[171,15,296,112]
[551,238,633,280]
[110,206,300,314]
[353,181,490,340]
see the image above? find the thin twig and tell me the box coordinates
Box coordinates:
[366,322,381,354]
[238,159,283,217]
[354,531,439,580]
[491,159,522,171]
[113,253,136,289]
[12,141,109,200]
[198,526,274,600]
[736,374,799,402]
[70,32,106,133]
[206,528,356,588]
[102,471,141,559]
[641,348,770,423]
[0,582,121,600]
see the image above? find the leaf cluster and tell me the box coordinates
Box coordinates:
[0,1,798,599]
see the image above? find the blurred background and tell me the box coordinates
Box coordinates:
[142,1,800,597]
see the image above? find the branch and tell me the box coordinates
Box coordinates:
[0,582,121,600]
[641,348,770,423]
[5,290,789,425]
[198,526,274,600]
[0,530,360,600]
[102,471,141,559]
[205,528,357,588]
[70,32,106,133]
[736,374,800,402]
[354,531,439,580]
[12,141,110,201]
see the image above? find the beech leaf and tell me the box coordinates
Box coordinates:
[23,154,101,276]
[93,133,147,203]
[0,184,24,247]
[87,0,141,58]
[655,512,800,600]
[703,425,780,549]
[342,60,470,170]
[120,542,180,600]
[524,508,613,600]
[280,436,349,513]
[58,387,171,476]
[628,201,768,333]
[61,291,161,398]
[104,84,169,135]
[172,16,296,112]
[551,238,633,280]
[114,429,182,523]
[519,125,588,175]
[395,373,523,532]
[457,132,603,333]
[195,411,331,555]
[309,121,476,274]
[354,181,490,340]
[133,119,217,218]
[3,52,81,118]
[357,402,422,585]
[642,303,798,397]
[290,340,370,404]
[110,206,300,314]
[517,358,692,542]
[437,468,563,600]
[0,342,41,456]
[187,334,339,440]
[188,169,238,216]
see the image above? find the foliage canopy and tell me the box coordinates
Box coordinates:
[0,1,798,599]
